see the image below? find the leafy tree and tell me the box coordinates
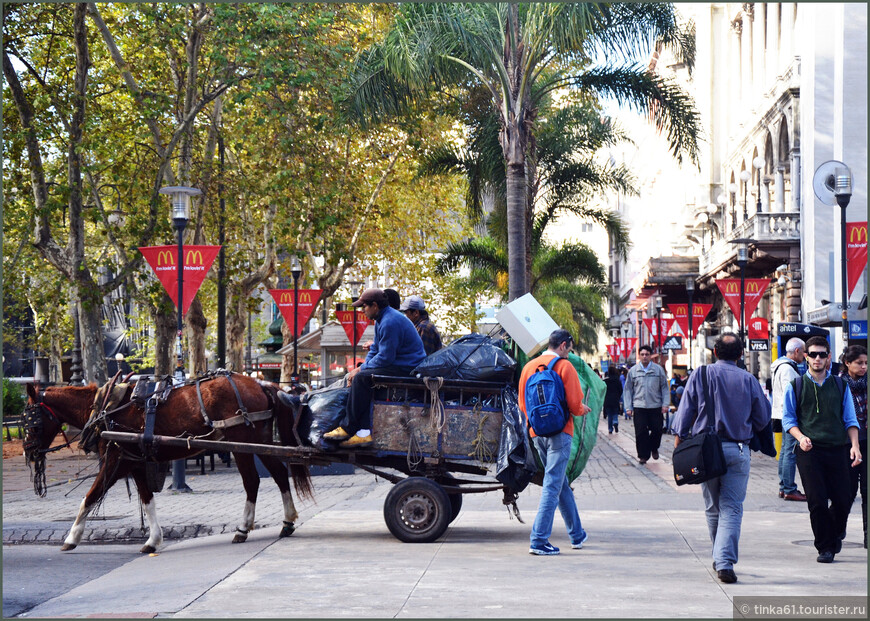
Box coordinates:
[346,2,699,301]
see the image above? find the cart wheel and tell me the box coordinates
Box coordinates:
[436,473,463,524]
[384,477,451,543]
[447,493,462,524]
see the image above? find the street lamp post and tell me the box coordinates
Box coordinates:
[740,169,751,222]
[654,294,663,364]
[349,280,363,371]
[728,183,738,230]
[290,255,302,386]
[753,156,765,214]
[159,186,200,494]
[834,167,853,343]
[686,276,696,372]
[735,239,749,347]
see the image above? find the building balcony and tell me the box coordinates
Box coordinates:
[700,212,801,277]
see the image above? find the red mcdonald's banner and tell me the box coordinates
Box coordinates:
[716,279,770,326]
[139,245,221,317]
[667,303,714,339]
[846,222,868,297]
[269,289,322,337]
[335,310,373,347]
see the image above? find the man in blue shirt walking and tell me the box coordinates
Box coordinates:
[672,333,771,584]
[324,288,426,447]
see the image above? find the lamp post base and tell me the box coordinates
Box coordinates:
[168,460,192,492]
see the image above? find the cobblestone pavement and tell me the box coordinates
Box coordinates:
[0,415,814,547]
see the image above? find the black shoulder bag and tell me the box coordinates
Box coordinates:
[672,366,727,485]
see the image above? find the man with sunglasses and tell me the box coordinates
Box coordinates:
[324,288,426,447]
[782,335,861,563]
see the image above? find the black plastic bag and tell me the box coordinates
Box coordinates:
[411,333,516,382]
[298,380,350,446]
[495,386,537,494]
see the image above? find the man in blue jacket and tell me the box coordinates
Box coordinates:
[324,288,426,447]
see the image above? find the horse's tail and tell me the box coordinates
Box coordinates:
[261,382,314,500]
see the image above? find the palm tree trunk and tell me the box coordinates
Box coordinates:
[505,161,528,301]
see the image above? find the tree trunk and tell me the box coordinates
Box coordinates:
[153,305,177,376]
[504,160,528,301]
[280,319,294,388]
[185,298,208,374]
[226,285,248,373]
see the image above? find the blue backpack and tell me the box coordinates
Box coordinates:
[524,356,569,436]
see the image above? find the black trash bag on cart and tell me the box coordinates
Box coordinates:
[297,379,350,447]
[412,333,516,382]
[495,386,537,494]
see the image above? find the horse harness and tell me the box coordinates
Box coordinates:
[81,370,274,461]
[22,388,74,457]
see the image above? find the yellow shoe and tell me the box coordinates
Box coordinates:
[339,435,373,448]
[323,427,351,441]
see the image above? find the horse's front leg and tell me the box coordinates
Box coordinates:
[130,465,163,554]
[61,451,126,552]
[232,452,259,543]
[258,455,297,537]
[61,497,93,552]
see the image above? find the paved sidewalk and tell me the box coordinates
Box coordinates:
[2,416,866,618]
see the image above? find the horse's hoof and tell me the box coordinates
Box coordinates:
[279,522,296,538]
[139,544,156,554]
[232,534,247,544]
[60,543,76,552]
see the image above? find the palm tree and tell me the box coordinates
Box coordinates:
[435,219,608,354]
[346,2,699,301]
[418,97,637,266]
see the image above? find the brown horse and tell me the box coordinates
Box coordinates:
[23,372,312,553]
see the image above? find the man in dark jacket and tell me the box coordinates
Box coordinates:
[324,288,426,447]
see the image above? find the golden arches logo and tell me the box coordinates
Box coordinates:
[157,250,174,266]
[185,250,203,266]
[850,226,868,243]
[279,292,293,305]
[725,282,739,294]
[299,292,312,305]
[673,305,687,316]
[746,281,761,294]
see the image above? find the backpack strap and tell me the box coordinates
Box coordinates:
[790,374,845,409]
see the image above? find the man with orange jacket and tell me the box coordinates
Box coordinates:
[518,329,591,556]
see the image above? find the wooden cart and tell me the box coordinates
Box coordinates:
[102,375,519,543]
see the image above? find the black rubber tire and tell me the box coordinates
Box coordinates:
[435,473,463,523]
[384,477,451,543]
[446,492,463,524]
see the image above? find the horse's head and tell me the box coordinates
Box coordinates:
[23,384,64,465]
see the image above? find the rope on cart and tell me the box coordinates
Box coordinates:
[423,377,446,433]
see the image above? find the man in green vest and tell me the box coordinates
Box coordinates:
[783,335,862,563]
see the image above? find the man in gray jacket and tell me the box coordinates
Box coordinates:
[771,337,807,501]
[624,345,670,464]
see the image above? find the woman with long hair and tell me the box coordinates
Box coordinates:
[840,344,868,548]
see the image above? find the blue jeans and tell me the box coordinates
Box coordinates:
[701,441,751,571]
[778,430,799,495]
[531,432,585,547]
[605,407,620,432]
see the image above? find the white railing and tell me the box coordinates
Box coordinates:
[700,212,800,274]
